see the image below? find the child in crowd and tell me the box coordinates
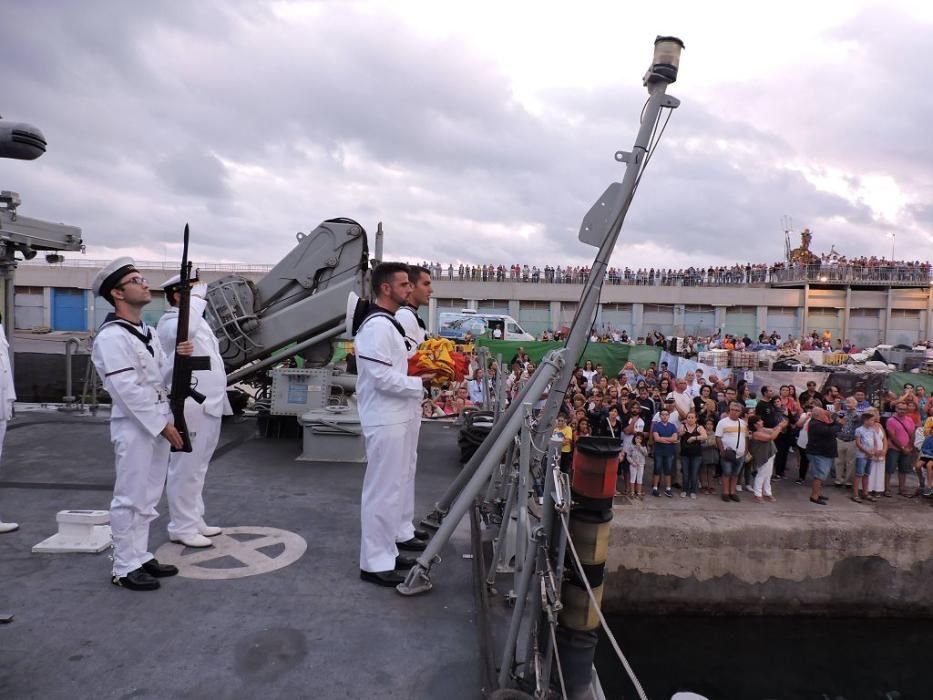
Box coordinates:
[555,414,574,473]
[625,433,647,499]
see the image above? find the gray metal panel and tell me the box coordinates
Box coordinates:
[270,368,332,416]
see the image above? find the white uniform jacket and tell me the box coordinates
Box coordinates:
[0,324,16,421]
[156,296,233,418]
[91,319,172,438]
[355,313,423,427]
[395,306,426,359]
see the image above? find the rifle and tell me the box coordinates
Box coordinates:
[170,223,211,452]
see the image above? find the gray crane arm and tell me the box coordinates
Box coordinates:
[203,218,369,383]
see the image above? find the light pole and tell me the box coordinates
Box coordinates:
[887,232,896,261]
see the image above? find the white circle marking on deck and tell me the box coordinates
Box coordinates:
[154,526,307,580]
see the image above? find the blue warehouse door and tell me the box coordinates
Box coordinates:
[51,288,87,331]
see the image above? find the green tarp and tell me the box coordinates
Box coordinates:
[887,371,933,396]
[475,339,662,377]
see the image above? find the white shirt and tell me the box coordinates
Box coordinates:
[92,318,172,438]
[0,324,16,420]
[492,327,502,339]
[157,296,232,418]
[715,416,747,454]
[395,306,426,358]
[355,313,423,427]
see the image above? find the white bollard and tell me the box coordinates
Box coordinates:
[32,510,111,554]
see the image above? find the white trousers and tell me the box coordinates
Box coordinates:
[360,421,411,573]
[166,406,222,539]
[0,419,7,521]
[110,417,170,576]
[395,406,421,543]
[629,463,645,485]
[753,456,775,497]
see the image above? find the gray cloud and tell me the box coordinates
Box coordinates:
[0,2,929,271]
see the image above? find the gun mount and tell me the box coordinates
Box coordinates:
[204,217,369,384]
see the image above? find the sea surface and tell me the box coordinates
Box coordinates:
[596,614,927,700]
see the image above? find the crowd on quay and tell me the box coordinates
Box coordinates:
[419,257,932,287]
[433,350,933,506]
[560,328,870,355]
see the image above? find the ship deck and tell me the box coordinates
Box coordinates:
[0,411,482,700]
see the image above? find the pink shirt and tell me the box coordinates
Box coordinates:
[886,415,915,450]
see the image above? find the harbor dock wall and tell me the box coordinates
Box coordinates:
[602,502,933,617]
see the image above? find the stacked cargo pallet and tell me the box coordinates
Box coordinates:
[731,351,758,369]
[698,350,730,370]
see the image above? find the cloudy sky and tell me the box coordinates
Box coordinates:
[1,1,931,271]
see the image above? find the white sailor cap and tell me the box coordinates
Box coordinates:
[160,273,182,291]
[92,257,138,305]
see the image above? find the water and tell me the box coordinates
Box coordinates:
[596,615,928,700]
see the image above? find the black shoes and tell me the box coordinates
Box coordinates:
[395,555,417,570]
[810,496,828,505]
[413,528,430,541]
[397,537,427,551]
[111,567,160,591]
[360,570,405,587]
[729,494,741,502]
[142,559,178,578]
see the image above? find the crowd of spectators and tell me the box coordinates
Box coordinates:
[419,257,932,287]
[436,352,932,506]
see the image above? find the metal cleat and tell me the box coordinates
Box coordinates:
[396,564,432,596]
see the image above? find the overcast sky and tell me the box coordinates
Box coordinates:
[1,1,931,271]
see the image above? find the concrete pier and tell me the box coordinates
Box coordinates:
[603,472,933,617]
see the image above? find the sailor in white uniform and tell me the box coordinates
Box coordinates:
[156,275,232,549]
[0,316,18,533]
[90,258,193,591]
[394,265,433,553]
[355,262,434,587]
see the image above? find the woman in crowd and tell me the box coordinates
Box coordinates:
[855,410,885,501]
[748,413,787,502]
[701,417,719,494]
[680,411,706,499]
[794,398,816,484]
[581,359,597,388]
[421,399,446,418]
[694,385,716,425]
[600,406,623,440]
[657,377,672,399]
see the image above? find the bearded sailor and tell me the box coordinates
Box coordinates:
[156,275,232,549]
[91,258,194,591]
[355,262,434,587]
[394,265,433,552]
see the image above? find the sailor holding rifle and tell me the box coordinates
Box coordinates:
[157,275,232,549]
[354,262,434,587]
[394,265,433,554]
[91,258,194,591]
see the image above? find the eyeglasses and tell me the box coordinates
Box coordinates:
[116,276,148,288]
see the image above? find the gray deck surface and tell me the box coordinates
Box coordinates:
[0,413,480,700]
